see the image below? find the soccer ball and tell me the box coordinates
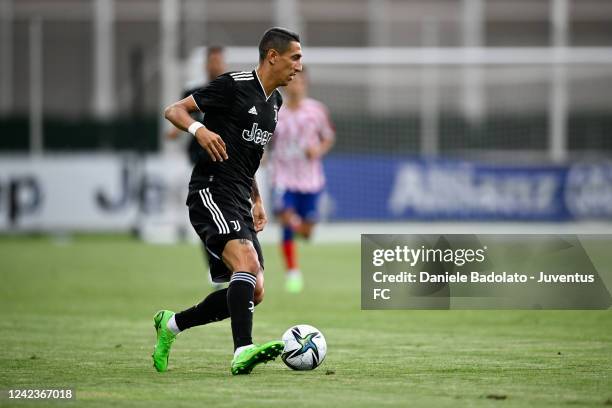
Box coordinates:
[281,324,327,371]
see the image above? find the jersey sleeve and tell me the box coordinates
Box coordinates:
[182,86,199,99]
[191,74,235,112]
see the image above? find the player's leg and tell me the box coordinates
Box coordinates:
[152,259,232,373]
[152,247,236,372]
[223,237,283,375]
[251,236,265,307]
[172,253,231,331]
[276,190,302,291]
[222,238,260,351]
[152,190,231,372]
[283,191,305,292]
[287,191,322,292]
[200,242,225,290]
[294,191,321,240]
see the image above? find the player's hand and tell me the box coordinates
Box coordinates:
[305,146,321,160]
[252,202,268,232]
[195,127,228,162]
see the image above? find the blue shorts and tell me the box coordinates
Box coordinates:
[274,189,322,223]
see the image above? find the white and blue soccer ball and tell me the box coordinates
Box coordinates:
[281,324,327,371]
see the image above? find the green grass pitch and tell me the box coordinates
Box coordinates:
[1,235,611,407]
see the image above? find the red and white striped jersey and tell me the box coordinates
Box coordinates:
[269,98,335,193]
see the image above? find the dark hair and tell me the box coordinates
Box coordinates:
[258,27,300,62]
[206,46,224,58]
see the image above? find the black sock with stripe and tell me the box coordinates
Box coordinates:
[227,272,256,350]
[174,288,230,331]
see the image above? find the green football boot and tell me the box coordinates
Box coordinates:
[286,274,303,293]
[231,341,284,375]
[152,310,176,372]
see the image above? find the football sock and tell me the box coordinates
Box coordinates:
[287,268,301,277]
[166,314,181,335]
[282,237,297,271]
[174,288,230,331]
[227,272,256,350]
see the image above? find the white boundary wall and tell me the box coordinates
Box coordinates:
[2,154,612,242]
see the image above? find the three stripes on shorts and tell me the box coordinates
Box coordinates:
[198,188,230,234]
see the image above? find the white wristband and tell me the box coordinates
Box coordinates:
[188,121,204,136]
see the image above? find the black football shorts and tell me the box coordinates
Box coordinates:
[187,186,264,283]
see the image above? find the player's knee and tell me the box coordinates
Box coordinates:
[279,210,294,226]
[300,223,314,240]
[225,241,260,274]
[244,255,260,275]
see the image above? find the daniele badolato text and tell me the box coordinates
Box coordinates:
[370,245,595,286]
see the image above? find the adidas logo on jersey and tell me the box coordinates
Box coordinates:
[248,106,258,115]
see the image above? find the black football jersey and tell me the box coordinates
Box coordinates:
[190,70,282,201]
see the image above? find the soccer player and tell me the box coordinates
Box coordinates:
[153,27,302,375]
[269,68,335,293]
[167,46,227,290]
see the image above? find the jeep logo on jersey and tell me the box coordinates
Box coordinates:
[242,122,272,146]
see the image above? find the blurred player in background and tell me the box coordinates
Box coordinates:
[167,46,226,290]
[269,68,335,293]
[154,27,303,375]
[167,46,226,163]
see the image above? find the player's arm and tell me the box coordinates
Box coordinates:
[306,104,335,160]
[163,96,228,162]
[251,178,267,232]
[306,136,334,160]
